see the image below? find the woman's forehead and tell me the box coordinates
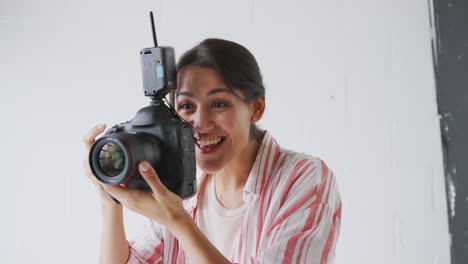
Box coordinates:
[176,65,247,100]
[177,66,231,97]
[177,66,225,90]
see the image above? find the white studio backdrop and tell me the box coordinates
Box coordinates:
[1,0,450,263]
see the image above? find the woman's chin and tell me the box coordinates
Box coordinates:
[196,158,225,173]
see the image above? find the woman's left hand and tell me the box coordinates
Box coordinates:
[106,161,231,264]
[102,161,188,230]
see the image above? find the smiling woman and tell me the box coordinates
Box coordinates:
[176,65,262,174]
[84,38,342,264]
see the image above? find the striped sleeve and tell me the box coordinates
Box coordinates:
[252,157,342,264]
[127,221,165,264]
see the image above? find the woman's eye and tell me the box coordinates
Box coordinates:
[179,103,192,110]
[212,102,227,108]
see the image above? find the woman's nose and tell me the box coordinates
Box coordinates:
[190,110,214,131]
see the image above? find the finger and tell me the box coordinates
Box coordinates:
[104,184,147,208]
[82,158,88,169]
[83,124,106,150]
[85,164,101,185]
[102,184,126,199]
[83,157,102,186]
[139,161,167,195]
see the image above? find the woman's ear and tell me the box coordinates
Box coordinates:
[250,98,266,123]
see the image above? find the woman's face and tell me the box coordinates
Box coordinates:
[176,65,257,173]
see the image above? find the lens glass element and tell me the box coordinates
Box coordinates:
[98,142,125,177]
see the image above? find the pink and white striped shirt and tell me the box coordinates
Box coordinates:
[127,131,342,264]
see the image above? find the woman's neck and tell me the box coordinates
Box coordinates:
[215,137,260,194]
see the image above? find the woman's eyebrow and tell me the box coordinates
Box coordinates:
[206,88,232,96]
[176,88,232,97]
[176,91,193,97]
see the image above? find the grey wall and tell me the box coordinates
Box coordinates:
[431,0,468,263]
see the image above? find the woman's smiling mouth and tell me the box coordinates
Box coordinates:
[195,136,226,154]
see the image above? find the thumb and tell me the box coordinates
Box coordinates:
[139,161,167,195]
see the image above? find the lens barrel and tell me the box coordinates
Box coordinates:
[89,132,162,187]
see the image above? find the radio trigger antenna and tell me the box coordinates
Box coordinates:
[149,11,158,47]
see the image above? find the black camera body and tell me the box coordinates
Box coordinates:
[89,99,197,199]
[88,14,197,202]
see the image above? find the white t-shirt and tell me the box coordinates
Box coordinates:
[196,174,248,259]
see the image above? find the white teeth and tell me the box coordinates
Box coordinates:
[197,137,223,147]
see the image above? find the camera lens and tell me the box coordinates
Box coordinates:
[99,142,125,177]
[89,132,162,187]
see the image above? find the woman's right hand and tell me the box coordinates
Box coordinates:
[84,124,130,264]
[83,124,119,207]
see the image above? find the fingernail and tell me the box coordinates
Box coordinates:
[139,162,150,172]
[96,124,105,130]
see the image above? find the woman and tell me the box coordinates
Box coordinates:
[83,38,342,264]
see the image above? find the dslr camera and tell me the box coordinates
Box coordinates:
[88,12,197,203]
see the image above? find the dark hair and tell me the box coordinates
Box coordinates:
[176,38,266,142]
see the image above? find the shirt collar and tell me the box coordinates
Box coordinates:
[184,130,279,210]
[243,131,279,199]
